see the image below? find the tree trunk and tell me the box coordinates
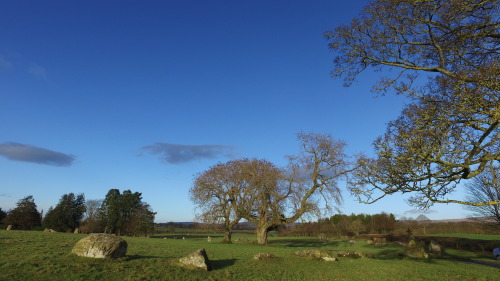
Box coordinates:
[256,226,269,245]
[223,230,232,243]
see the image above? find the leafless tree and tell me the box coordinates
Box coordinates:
[190,159,255,243]
[247,133,350,244]
[84,199,102,221]
[465,164,500,229]
[81,199,103,233]
[326,0,500,207]
[191,133,350,245]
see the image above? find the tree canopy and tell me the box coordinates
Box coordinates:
[4,195,42,230]
[80,199,104,233]
[326,0,500,207]
[231,158,285,245]
[191,159,259,243]
[190,133,350,244]
[42,193,86,232]
[0,207,6,224]
[99,189,156,236]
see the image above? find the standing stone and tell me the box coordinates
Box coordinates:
[178,248,212,271]
[6,225,12,230]
[253,253,277,261]
[318,233,328,242]
[294,249,337,261]
[405,239,429,259]
[74,228,79,234]
[429,240,441,256]
[72,234,127,259]
[336,251,363,259]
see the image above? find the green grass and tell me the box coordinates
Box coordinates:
[1,230,499,281]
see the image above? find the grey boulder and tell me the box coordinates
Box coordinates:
[72,234,127,259]
[179,248,212,271]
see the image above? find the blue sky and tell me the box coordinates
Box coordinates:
[0,0,470,222]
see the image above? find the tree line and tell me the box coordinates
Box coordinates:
[280,213,496,238]
[0,189,156,236]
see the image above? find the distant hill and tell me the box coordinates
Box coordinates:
[429,217,487,223]
[157,222,195,227]
[156,221,257,230]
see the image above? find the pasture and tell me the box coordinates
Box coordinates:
[1,230,499,281]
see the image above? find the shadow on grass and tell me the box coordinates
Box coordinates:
[359,244,441,265]
[370,249,405,260]
[268,239,340,248]
[127,255,160,260]
[462,259,500,268]
[211,258,237,270]
[150,234,224,240]
[440,249,485,260]
[439,250,500,268]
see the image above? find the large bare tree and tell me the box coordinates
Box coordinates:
[326,0,500,207]
[237,158,287,245]
[191,133,350,245]
[249,133,349,244]
[190,159,255,243]
[81,199,104,233]
[465,164,500,228]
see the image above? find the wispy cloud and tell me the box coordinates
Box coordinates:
[28,63,48,80]
[141,142,235,164]
[0,142,75,167]
[0,55,12,69]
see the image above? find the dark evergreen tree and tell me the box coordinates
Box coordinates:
[4,196,42,230]
[100,189,122,234]
[42,193,86,232]
[0,207,6,222]
[119,190,142,235]
[99,189,155,236]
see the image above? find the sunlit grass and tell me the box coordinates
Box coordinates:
[1,230,499,281]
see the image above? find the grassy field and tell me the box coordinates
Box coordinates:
[1,230,499,281]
